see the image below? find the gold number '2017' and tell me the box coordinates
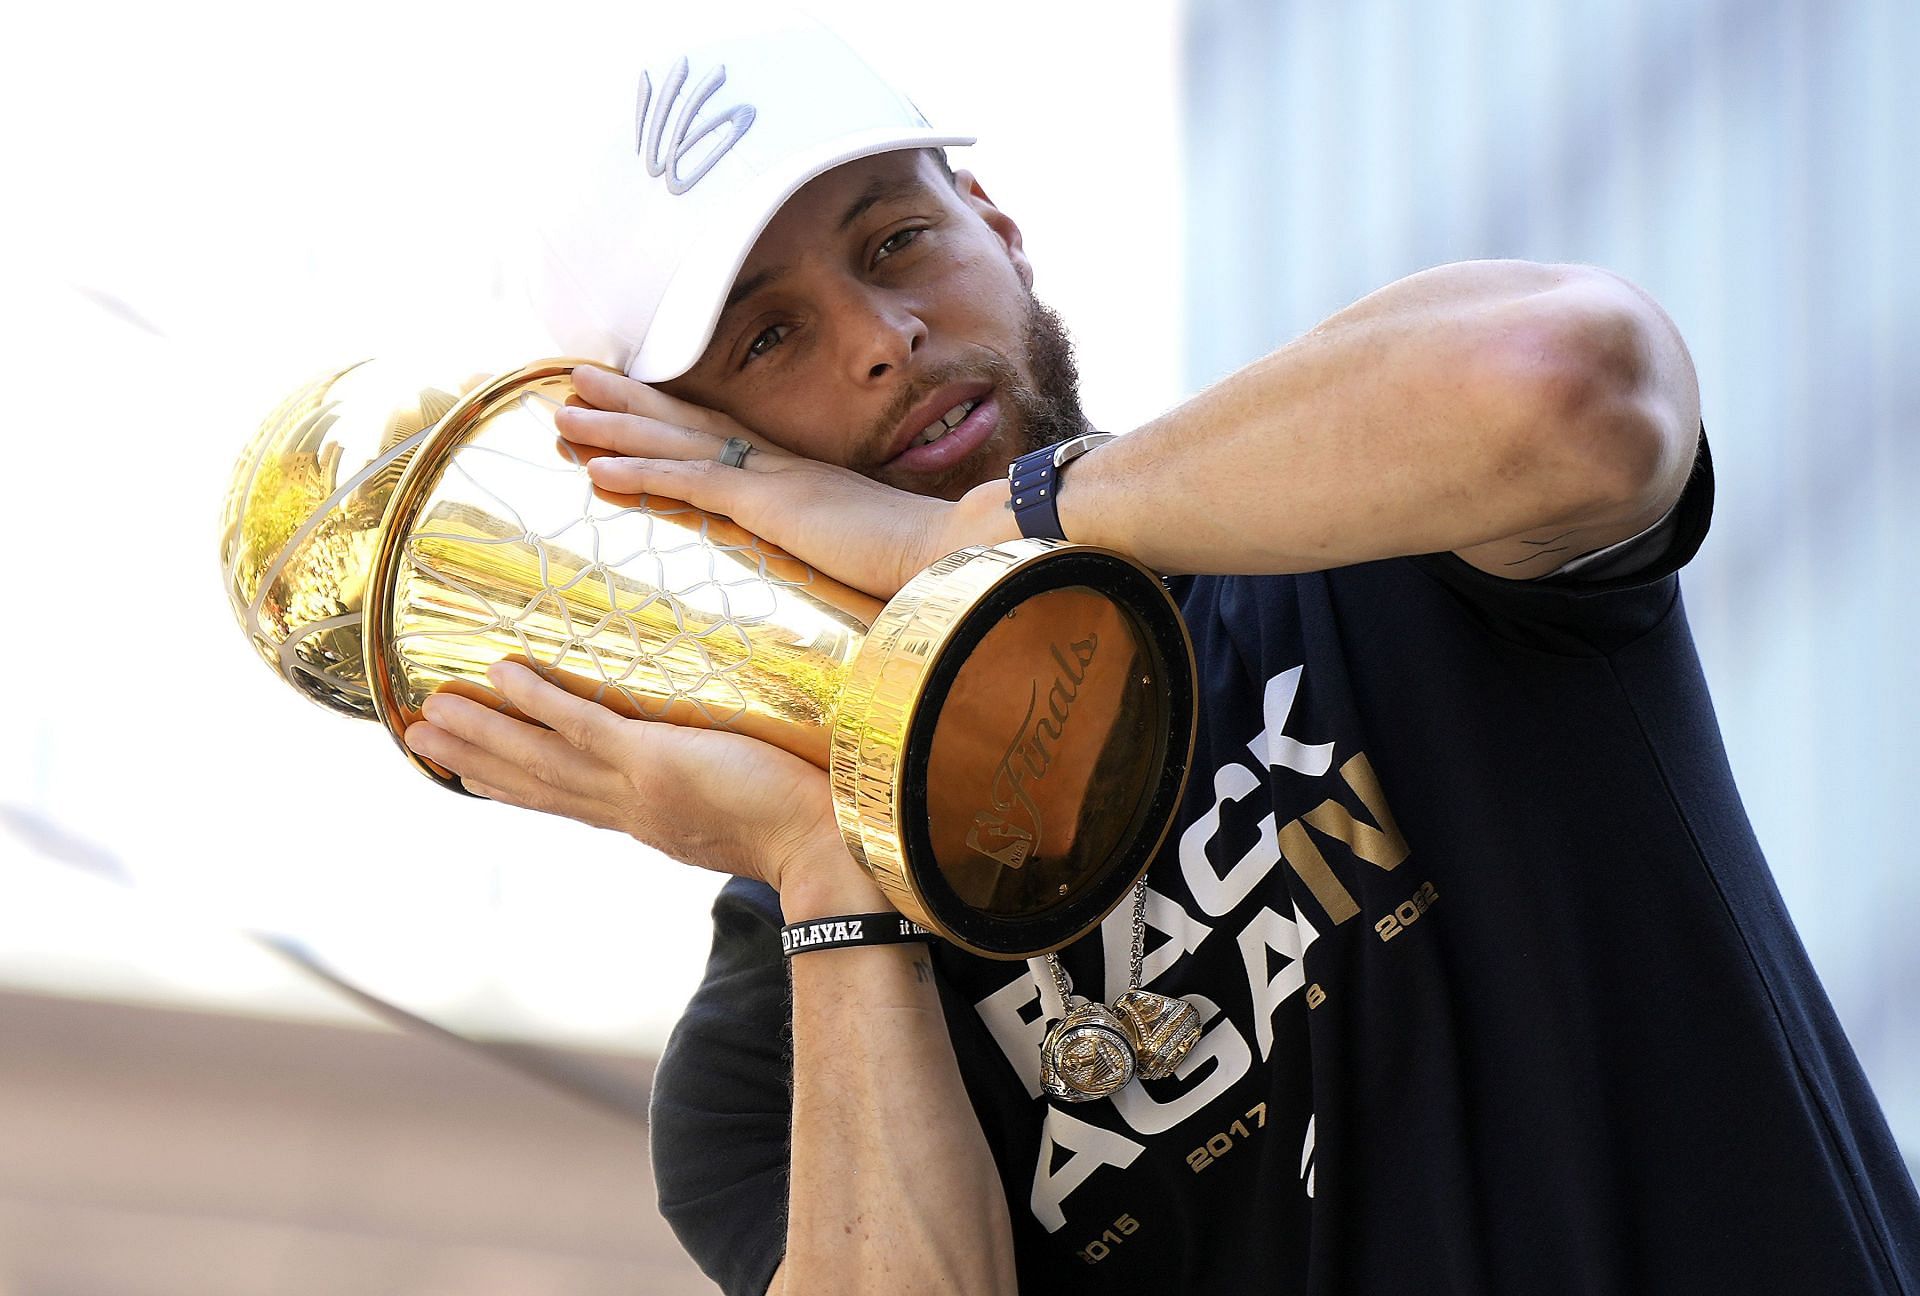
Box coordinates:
[1185,1103,1268,1173]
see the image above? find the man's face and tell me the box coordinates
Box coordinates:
[660,150,1087,500]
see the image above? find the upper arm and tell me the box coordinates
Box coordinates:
[1452,267,1702,580]
[651,881,794,1296]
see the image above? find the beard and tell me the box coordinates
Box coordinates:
[1007,293,1092,456]
[863,291,1091,496]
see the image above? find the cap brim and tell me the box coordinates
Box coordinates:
[629,126,975,383]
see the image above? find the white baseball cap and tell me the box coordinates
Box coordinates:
[531,11,974,383]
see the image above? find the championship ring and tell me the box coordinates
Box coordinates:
[1039,1000,1137,1102]
[1111,988,1203,1080]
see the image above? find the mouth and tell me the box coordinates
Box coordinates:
[913,394,985,447]
[882,383,1001,475]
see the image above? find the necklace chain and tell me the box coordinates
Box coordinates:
[1129,875,1147,990]
[1046,877,1149,1003]
[1046,942,1075,1005]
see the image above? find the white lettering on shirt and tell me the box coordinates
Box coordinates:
[1030,1106,1146,1232]
[1239,903,1319,1061]
[1249,664,1335,777]
[1180,761,1283,918]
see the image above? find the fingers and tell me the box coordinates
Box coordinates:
[484,661,625,754]
[571,364,733,435]
[408,659,847,890]
[403,718,586,819]
[556,403,719,457]
[404,689,614,812]
[569,362,667,416]
[587,450,954,600]
[584,454,753,516]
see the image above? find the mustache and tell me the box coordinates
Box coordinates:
[865,353,1026,459]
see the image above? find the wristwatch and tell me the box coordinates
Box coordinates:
[1008,432,1116,542]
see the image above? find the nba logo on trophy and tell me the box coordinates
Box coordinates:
[968,811,1035,870]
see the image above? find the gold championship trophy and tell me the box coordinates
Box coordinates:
[221,357,1195,959]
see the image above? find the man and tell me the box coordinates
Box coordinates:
[402,15,1920,1295]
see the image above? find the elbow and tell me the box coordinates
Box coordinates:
[1478,267,1698,520]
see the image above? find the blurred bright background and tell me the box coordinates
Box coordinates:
[0,0,1912,1290]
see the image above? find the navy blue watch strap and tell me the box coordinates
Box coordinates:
[1009,444,1064,540]
[1009,433,1115,542]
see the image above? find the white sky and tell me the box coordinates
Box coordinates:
[0,1,1186,1052]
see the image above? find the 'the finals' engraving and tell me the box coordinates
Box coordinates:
[967,634,1100,868]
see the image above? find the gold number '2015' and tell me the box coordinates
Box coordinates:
[1075,1214,1141,1264]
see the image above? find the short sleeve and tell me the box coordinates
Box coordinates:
[1407,425,1714,655]
[649,878,792,1296]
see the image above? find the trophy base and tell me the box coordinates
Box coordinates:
[829,540,1195,960]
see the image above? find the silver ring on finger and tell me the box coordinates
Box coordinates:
[717,436,754,469]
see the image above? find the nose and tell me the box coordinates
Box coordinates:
[840,285,927,383]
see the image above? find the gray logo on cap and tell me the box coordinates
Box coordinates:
[637,57,755,195]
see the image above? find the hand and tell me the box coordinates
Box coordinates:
[557,366,1014,600]
[403,661,863,897]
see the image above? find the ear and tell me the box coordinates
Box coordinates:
[954,168,1033,291]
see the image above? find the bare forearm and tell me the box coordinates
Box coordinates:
[1053,260,1697,576]
[773,851,1017,1295]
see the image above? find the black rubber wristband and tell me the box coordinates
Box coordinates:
[780,912,936,957]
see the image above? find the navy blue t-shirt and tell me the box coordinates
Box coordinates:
[650,434,1920,1294]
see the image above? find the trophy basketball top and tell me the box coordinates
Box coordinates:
[217,359,466,719]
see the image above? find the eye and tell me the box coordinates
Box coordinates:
[743,322,792,365]
[874,225,926,264]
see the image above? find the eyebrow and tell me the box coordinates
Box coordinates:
[724,266,784,315]
[720,174,935,318]
[836,173,930,232]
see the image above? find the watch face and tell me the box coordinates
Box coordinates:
[1051,431,1117,468]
